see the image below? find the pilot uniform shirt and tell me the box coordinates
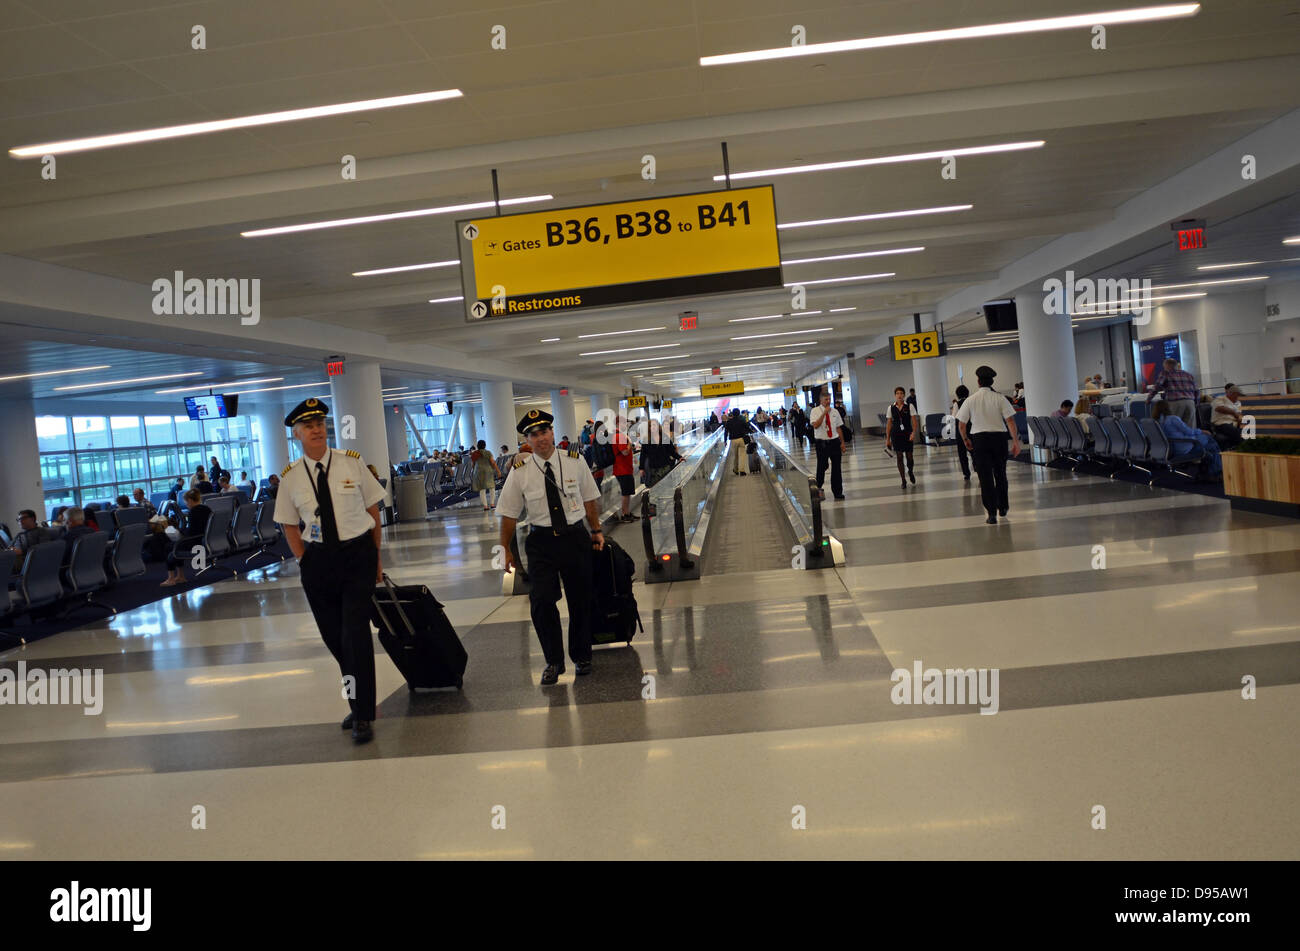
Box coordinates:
[809,405,844,440]
[273,449,385,543]
[955,388,1015,434]
[497,450,600,529]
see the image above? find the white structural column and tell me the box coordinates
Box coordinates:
[253,402,291,479]
[456,403,477,449]
[328,359,392,501]
[481,380,516,452]
[910,315,950,422]
[384,403,409,463]
[549,388,577,442]
[0,398,44,521]
[1016,283,1078,437]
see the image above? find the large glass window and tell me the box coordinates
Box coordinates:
[39,412,263,510]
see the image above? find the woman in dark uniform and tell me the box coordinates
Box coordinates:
[886,386,919,490]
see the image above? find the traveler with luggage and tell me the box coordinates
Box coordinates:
[497,409,605,686]
[274,397,386,744]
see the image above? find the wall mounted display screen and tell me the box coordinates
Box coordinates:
[184,394,236,420]
[425,401,452,417]
[1138,335,1181,388]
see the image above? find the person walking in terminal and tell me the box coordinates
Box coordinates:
[724,407,750,475]
[274,398,386,744]
[471,439,501,509]
[810,390,846,500]
[497,409,605,686]
[886,386,919,489]
[1146,358,1198,426]
[951,386,972,481]
[1153,400,1223,479]
[956,365,1021,525]
[611,414,637,521]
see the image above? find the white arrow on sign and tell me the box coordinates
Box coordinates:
[470,301,488,318]
[462,223,479,240]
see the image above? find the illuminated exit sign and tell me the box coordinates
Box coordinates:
[679,311,698,331]
[1172,218,1206,252]
[325,358,345,377]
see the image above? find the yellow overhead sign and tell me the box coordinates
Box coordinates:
[457,186,782,320]
[783,387,797,397]
[661,399,673,409]
[700,380,745,398]
[626,395,647,408]
[891,330,941,361]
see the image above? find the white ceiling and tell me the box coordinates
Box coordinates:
[2,0,1299,402]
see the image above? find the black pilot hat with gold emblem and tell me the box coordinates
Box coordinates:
[285,397,330,428]
[516,409,554,436]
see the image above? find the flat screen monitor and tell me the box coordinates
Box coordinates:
[184,394,237,420]
[983,299,1018,333]
[425,401,452,417]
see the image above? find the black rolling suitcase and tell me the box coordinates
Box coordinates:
[371,574,468,690]
[589,539,643,646]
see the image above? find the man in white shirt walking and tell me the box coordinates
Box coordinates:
[955,366,1021,525]
[809,390,847,500]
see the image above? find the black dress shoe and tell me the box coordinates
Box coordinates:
[351,720,373,744]
[541,663,565,685]
[985,516,997,524]
[834,495,845,501]
[341,713,354,731]
[576,661,592,676]
[998,508,1008,517]
[908,471,916,484]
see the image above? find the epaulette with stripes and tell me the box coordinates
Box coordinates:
[281,463,294,476]
[345,449,360,458]
[513,456,528,469]
[568,448,581,459]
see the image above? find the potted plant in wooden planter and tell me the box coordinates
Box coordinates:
[1222,437,1300,517]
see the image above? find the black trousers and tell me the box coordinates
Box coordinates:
[955,436,971,477]
[814,439,843,497]
[524,524,594,667]
[300,533,379,721]
[970,433,1009,517]
[1213,423,1242,449]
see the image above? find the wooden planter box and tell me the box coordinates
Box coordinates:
[1222,451,1300,517]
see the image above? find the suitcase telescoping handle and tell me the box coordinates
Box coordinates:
[377,572,417,639]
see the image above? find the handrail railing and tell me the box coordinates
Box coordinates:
[749,428,843,568]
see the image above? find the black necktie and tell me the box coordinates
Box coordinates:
[544,462,567,531]
[316,462,339,545]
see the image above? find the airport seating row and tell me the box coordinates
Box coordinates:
[1026,415,1204,485]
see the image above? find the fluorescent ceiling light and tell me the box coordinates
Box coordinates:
[783,248,922,266]
[828,307,857,313]
[734,341,818,352]
[579,343,681,356]
[700,5,1200,65]
[428,296,465,304]
[786,272,893,287]
[578,326,666,339]
[55,371,204,391]
[1149,276,1268,290]
[354,260,460,277]
[0,364,110,383]
[242,195,552,238]
[731,328,832,341]
[733,352,806,360]
[714,143,1042,182]
[155,377,283,393]
[1283,236,1300,245]
[606,354,694,365]
[226,382,325,395]
[1074,291,1206,311]
[780,204,972,230]
[540,337,561,342]
[381,386,411,392]
[1195,261,1261,270]
[11,89,464,158]
[729,311,822,323]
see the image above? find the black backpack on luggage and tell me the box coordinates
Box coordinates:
[371,574,468,690]
[590,539,642,646]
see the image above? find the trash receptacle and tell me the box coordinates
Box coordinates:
[395,474,427,522]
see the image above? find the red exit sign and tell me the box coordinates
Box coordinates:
[325,360,345,376]
[1171,218,1207,252]
[679,311,698,331]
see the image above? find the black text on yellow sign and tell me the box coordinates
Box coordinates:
[700,380,745,398]
[626,395,648,409]
[661,399,673,409]
[891,331,941,361]
[783,387,797,397]
[456,186,782,321]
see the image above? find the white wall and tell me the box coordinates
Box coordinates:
[943,345,1023,400]
[1073,328,1109,385]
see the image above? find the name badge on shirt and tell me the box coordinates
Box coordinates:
[309,523,321,542]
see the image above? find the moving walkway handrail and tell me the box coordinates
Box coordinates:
[673,486,694,569]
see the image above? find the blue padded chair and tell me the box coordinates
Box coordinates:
[229,502,257,553]
[247,501,285,565]
[1046,416,1078,467]
[60,531,114,619]
[1063,416,1091,460]
[1094,402,1112,419]
[111,521,148,583]
[114,506,148,527]
[1100,418,1128,477]
[1027,416,1048,450]
[1127,400,1149,420]
[1090,414,1113,463]
[1140,418,1203,485]
[18,540,65,612]
[196,503,234,575]
[1118,417,1152,478]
